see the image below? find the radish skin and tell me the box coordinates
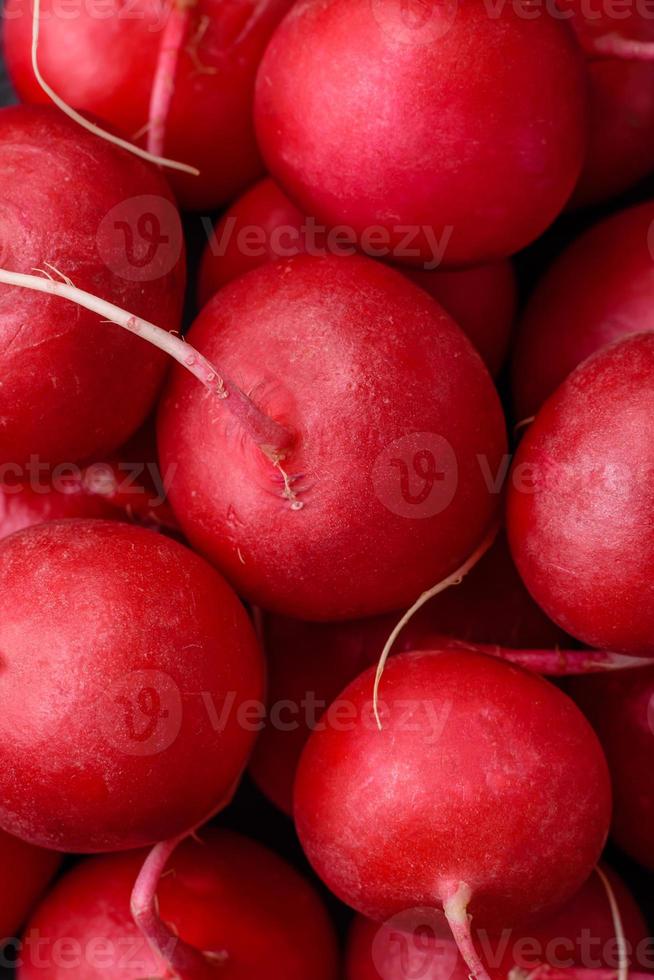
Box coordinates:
[295,651,612,978]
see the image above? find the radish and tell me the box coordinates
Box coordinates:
[0,519,263,852]
[508,333,654,657]
[16,828,340,979]
[512,202,654,419]
[294,649,612,980]
[159,253,507,619]
[0,105,185,465]
[558,0,654,205]
[568,667,654,871]
[198,177,517,375]
[2,0,296,209]
[345,867,650,980]
[0,830,60,946]
[0,250,506,619]
[254,0,588,267]
[572,59,654,208]
[250,533,571,814]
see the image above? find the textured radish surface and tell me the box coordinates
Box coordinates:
[17,829,340,979]
[572,59,654,208]
[345,866,648,980]
[559,0,654,206]
[198,177,517,376]
[512,203,654,418]
[255,0,588,266]
[0,106,185,465]
[508,334,654,656]
[0,520,263,852]
[250,534,569,815]
[3,0,295,209]
[569,668,654,872]
[0,829,60,943]
[294,650,611,930]
[158,253,507,620]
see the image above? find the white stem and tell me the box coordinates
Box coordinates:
[442,882,492,980]
[0,267,293,456]
[596,866,629,980]
[372,522,499,729]
[31,0,199,176]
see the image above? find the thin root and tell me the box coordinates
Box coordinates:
[30,0,199,175]
[372,522,499,729]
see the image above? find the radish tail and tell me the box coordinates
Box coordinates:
[131,837,225,979]
[589,34,654,61]
[373,523,499,728]
[147,0,195,159]
[30,0,199,175]
[420,638,654,676]
[442,883,492,980]
[596,865,629,980]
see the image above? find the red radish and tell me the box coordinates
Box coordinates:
[554,0,654,205]
[508,333,654,657]
[568,667,654,871]
[572,59,654,208]
[0,246,506,621]
[294,650,611,980]
[254,0,588,267]
[0,830,60,945]
[17,828,340,979]
[345,867,650,980]
[403,265,516,378]
[0,519,263,852]
[198,178,517,375]
[250,533,570,814]
[0,105,185,466]
[512,202,654,419]
[2,0,296,209]
[159,253,507,619]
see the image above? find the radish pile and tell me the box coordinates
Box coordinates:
[0,0,653,976]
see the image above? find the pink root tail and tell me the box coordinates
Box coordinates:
[422,637,654,675]
[147,0,195,159]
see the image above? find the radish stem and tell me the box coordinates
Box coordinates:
[442,882,492,980]
[131,837,225,979]
[148,0,196,159]
[589,34,654,61]
[0,267,293,459]
[422,638,654,676]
